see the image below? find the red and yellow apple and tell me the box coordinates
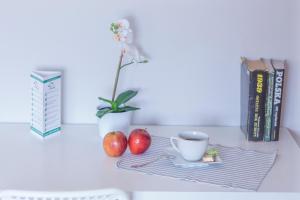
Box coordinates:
[103,131,127,157]
[128,129,151,155]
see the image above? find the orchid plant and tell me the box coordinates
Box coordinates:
[96,19,148,119]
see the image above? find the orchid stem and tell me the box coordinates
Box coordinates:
[120,60,148,69]
[112,52,124,101]
[120,61,134,69]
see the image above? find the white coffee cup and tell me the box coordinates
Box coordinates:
[170,131,209,161]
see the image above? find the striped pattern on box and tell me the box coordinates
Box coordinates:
[31,71,61,137]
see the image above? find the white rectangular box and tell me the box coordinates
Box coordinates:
[30,71,62,137]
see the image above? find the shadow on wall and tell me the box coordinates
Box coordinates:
[125,15,150,60]
[282,62,300,148]
[288,129,300,148]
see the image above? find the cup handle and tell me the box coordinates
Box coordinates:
[170,137,180,153]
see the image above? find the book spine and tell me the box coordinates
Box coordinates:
[271,68,285,141]
[240,62,250,138]
[248,71,267,141]
[264,71,274,142]
[246,71,256,140]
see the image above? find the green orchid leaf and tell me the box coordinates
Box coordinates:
[96,107,113,119]
[115,90,138,106]
[140,60,148,63]
[111,102,118,111]
[98,97,113,105]
[115,106,140,113]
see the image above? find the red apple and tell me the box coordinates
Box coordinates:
[128,129,151,155]
[103,131,127,157]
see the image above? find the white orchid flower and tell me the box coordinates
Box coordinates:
[116,19,130,30]
[111,19,132,44]
[123,44,139,63]
[111,19,147,64]
[122,44,146,64]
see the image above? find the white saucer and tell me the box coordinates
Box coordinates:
[164,147,223,168]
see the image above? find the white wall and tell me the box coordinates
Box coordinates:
[0,0,294,127]
[284,0,300,144]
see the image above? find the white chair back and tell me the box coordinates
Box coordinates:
[0,189,129,200]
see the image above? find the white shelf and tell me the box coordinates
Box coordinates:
[0,123,299,198]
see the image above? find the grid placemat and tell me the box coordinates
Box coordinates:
[117,136,277,191]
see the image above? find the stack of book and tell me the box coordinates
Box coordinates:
[240,58,286,142]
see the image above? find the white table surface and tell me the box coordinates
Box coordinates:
[0,123,299,199]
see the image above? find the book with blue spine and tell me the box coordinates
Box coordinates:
[262,59,275,142]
